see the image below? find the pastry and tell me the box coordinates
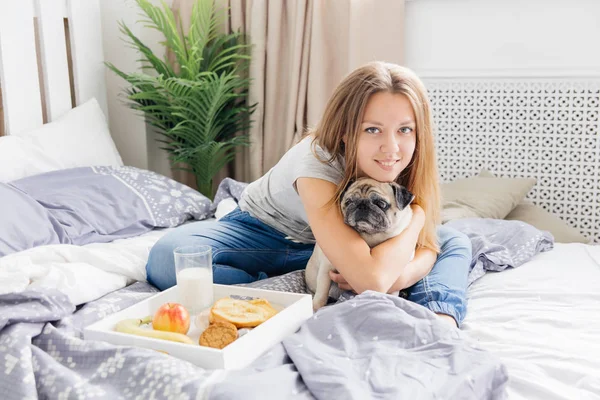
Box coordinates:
[209,297,278,328]
[248,298,279,319]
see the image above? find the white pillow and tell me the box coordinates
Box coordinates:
[0,136,61,182]
[0,98,123,182]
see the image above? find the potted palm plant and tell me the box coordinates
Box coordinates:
[106,0,255,199]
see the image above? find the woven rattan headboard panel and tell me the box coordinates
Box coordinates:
[425,77,600,243]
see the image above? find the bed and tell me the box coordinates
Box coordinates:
[1,1,599,399]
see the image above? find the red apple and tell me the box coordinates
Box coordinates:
[152,303,190,335]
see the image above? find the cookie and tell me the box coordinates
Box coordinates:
[199,321,238,349]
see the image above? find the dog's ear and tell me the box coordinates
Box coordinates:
[341,179,356,199]
[390,183,414,209]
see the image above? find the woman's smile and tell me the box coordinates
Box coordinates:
[375,159,400,171]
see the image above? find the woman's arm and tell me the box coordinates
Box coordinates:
[331,247,437,293]
[369,209,425,292]
[297,177,425,294]
[386,247,437,293]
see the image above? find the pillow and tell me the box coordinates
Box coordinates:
[0,182,70,257]
[441,171,536,223]
[505,202,589,244]
[0,166,211,257]
[239,270,308,293]
[445,218,554,286]
[0,98,123,182]
[0,135,62,182]
[476,170,589,243]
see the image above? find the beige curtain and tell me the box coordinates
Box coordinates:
[171,0,405,183]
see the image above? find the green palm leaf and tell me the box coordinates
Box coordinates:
[107,0,255,199]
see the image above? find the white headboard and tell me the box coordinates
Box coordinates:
[0,0,106,136]
[426,76,600,243]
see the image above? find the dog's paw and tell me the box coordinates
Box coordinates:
[312,296,328,312]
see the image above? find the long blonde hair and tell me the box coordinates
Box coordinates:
[309,61,441,253]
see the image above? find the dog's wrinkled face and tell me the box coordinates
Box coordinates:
[341,178,414,235]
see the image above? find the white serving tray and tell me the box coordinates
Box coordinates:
[83,284,313,370]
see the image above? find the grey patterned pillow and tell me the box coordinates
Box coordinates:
[445,218,554,286]
[238,270,310,294]
[4,166,212,253]
[237,270,357,306]
[93,166,212,227]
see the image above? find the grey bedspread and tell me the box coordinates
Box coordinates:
[0,283,508,400]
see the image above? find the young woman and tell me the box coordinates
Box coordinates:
[146,62,472,327]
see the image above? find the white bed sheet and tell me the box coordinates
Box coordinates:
[0,226,178,306]
[0,214,226,306]
[463,243,600,400]
[0,203,238,306]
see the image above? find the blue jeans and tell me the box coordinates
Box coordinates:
[146,208,472,325]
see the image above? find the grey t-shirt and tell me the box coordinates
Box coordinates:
[238,136,345,243]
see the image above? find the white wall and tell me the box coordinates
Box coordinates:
[100,0,172,176]
[404,0,600,76]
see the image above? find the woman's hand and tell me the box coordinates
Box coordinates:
[410,203,426,229]
[388,247,438,293]
[329,270,356,293]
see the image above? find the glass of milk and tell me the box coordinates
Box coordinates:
[173,245,214,315]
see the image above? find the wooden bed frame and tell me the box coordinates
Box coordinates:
[0,0,106,137]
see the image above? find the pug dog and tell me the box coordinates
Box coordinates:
[305,177,415,311]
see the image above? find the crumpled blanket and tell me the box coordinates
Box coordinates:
[210,291,509,399]
[445,218,554,286]
[0,285,508,400]
[0,283,219,400]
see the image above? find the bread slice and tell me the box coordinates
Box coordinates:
[209,297,277,328]
[248,298,278,319]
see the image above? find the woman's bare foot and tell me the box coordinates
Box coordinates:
[435,313,458,328]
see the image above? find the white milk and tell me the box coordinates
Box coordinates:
[176,268,214,314]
